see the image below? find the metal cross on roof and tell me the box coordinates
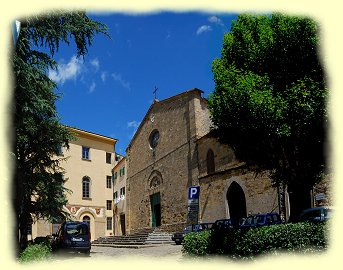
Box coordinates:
[153,86,158,100]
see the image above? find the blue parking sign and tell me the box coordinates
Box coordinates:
[188,186,200,200]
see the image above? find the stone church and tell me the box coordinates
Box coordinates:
[125,88,285,234]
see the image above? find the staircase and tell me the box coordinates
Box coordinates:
[92,228,173,248]
[145,228,173,245]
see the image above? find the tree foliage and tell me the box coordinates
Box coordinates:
[209,14,328,216]
[12,11,109,252]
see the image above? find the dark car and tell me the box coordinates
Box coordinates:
[240,213,282,229]
[52,221,91,254]
[171,223,213,245]
[296,206,333,222]
[211,218,243,232]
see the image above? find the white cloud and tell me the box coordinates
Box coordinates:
[101,72,107,83]
[48,56,83,84]
[127,120,141,139]
[90,58,100,71]
[89,82,96,93]
[196,25,212,35]
[208,16,224,26]
[111,72,131,90]
[127,121,140,129]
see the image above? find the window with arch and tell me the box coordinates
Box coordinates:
[83,215,91,228]
[82,176,91,198]
[206,149,215,174]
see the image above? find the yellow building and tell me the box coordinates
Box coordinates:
[31,127,117,241]
[112,157,127,235]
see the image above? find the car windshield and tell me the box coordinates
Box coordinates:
[66,223,88,236]
[299,209,321,221]
[184,225,193,231]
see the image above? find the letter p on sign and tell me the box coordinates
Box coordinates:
[188,186,200,199]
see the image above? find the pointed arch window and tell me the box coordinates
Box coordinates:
[206,149,215,174]
[82,176,91,199]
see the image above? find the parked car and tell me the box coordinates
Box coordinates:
[52,221,91,254]
[171,223,213,245]
[211,217,243,232]
[240,213,282,229]
[296,206,333,222]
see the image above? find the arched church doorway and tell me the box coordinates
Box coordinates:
[227,181,247,226]
[150,192,161,227]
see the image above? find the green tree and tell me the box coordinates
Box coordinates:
[12,11,109,253]
[209,14,328,220]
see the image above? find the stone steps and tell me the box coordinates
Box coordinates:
[145,230,173,244]
[92,228,174,247]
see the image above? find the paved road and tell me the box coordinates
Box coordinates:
[91,244,183,259]
[52,243,185,262]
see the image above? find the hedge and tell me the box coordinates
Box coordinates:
[182,222,329,257]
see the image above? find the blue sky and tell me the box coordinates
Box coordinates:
[49,12,238,155]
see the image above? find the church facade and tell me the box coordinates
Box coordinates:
[126,89,211,233]
[125,88,285,233]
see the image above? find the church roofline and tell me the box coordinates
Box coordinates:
[126,88,207,151]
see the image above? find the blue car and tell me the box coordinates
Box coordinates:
[297,206,333,222]
[240,213,282,229]
[52,221,91,254]
[172,223,213,245]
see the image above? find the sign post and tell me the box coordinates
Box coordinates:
[187,186,200,226]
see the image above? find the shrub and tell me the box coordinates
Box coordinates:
[234,222,329,256]
[182,230,212,255]
[182,222,329,258]
[18,243,52,263]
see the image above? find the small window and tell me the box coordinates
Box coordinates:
[106,176,112,189]
[114,172,118,180]
[106,200,112,210]
[113,192,118,200]
[106,217,112,230]
[82,146,90,160]
[206,149,215,174]
[120,187,125,196]
[55,145,63,156]
[120,167,125,177]
[106,153,112,164]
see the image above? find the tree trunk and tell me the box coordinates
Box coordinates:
[277,181,287,222]
[287,185,312,222]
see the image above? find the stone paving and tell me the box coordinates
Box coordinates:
[90,243,183,259]
[51,243,185,262]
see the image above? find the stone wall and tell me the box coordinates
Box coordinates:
[197,135,280,223]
